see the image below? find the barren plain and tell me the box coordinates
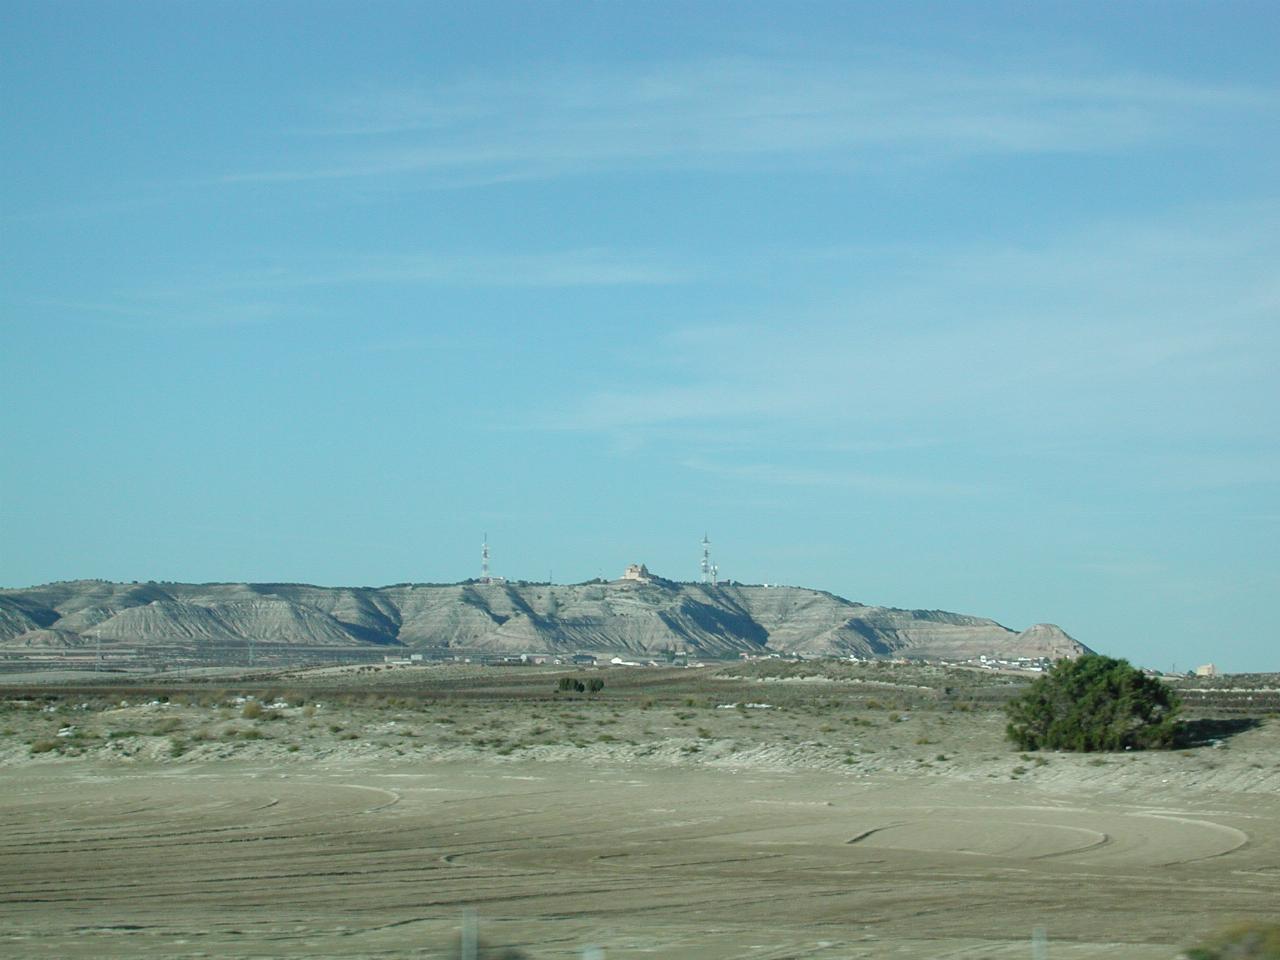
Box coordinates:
[1,661,1276,959]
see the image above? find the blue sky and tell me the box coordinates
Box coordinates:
[3,1,1277,671]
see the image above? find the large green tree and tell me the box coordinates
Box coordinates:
[1005,654,1181,751]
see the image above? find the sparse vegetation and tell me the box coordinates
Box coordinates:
[1185,922,1280,959]
[0,658,1274,960]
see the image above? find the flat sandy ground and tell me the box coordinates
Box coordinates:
[1,664,1276,959]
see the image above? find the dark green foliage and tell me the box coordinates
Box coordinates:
[1005,655,1180,752]
[555,675,603,694]
[1186,922,1280,959]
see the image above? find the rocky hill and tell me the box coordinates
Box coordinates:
[0,575,1090,662]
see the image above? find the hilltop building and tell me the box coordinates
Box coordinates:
[621,563,652,583]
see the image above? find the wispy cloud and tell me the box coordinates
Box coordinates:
[226,57,1274,186]
[133,248,688,295]
[28,296,298,330]
[540,201,1280,487]
[680,457,989,498]
[28,247,688,329]
[329,249,690,287]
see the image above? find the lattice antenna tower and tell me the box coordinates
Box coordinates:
[701,533,712,584]
[482,533,490,583]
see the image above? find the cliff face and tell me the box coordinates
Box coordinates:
[0,578,1090,662]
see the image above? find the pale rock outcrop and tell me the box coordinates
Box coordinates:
[0,578,1091,661]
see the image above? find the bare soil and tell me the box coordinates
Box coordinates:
[1,663,1276,958]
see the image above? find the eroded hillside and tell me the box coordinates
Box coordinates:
[0,577,1089,661]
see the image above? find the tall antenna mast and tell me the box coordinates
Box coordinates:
[481,533,490,583]
[701,533,711,584]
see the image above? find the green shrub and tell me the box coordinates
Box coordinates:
[1005,655,1180,752]
[1186,922,1280,959]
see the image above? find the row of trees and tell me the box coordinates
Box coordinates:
[556,676,604,694]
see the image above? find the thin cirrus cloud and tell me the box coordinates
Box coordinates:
[302,249,682,290]
[33,248,689,329]
[546,202,1279,452]
[225,57,1271,186]
[138,249,689,294]
[331,249,691,288]
[679,457,990,498]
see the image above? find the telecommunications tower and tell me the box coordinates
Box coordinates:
[481,533,490,583]
[701,533,718,585]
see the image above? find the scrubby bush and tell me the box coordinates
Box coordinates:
[1186,922,1280,959]
[1005,654,1180,752]
[586,677,605,693]
[556,677,586,693]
